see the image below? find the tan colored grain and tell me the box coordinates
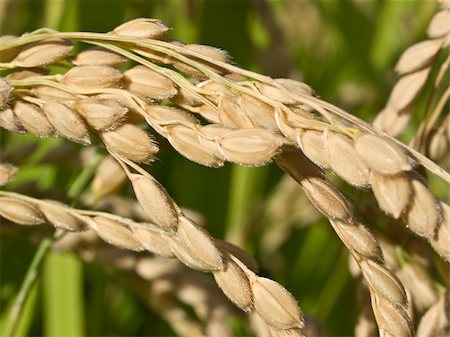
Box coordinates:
[169,235,214,271]
[218,94,254,128]
[143,104,197,130]
[354,134,412,175]
[213,256,253,311]
[92,216,143,250]
[13,101,55,137]
[326,131,370,186]
[12,39,73,67]
[275,78,314,96]
[73,46,127,67]
[0,108,25,133]
[0,78,12,110]
[197,124,230,161]
[123,65,177,99]
[39,202,87,231]
[395,39,444,74]
[129,173,179,231]
[370,172,412,219]
[185,44,229,64]
[403,178,440,239]
[32,86,78,101]
[388,67,431,112]
[251,275,303,330]
[361,260,406,304]
[61,65,122,89]
[427,10,450,37]
[101,124,158,162]
[428,126,448,162]
[298,129,329,168]
[130,224,174,257]
[176,216,223,271]
[167,125,224,167]
[0,163,17,186]
[255,82,298,105]
[431,202,450,260]
[112,18,168,38]
[301,177,352,220]
[333,221,382,261]
[0,35,19,62]
[91,155,127,198]
[218,128,283,165]
[238,93,278,130]
[376,297,413,337]
[416,294,449,337]
[173,44,229,78]
[74,97,128,130]
[0,197,45,225]
[43,101,90,144]
[6,68,49,80]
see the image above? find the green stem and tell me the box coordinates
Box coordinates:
[68,153,103,203]
[225,165,268,248]
[3,153,101,337]
[4,236,53,337]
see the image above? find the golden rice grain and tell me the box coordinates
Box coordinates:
[427,10,450,38]
[32,86,78,101]
[251,275,303,329]
[218,94,254,128]
[213,256,253,311]
[100,124,158,162]
[218,128,282,165]
[361,260,406,305]
[388,67,431,112]
[39,202,87,231]
[0,163,17,186]
[92,216,143,250]
[325,132,370,187]
[238,93,278,130]
[0,35,20,62]
[0,197,45,225]
[43,101,90,144]
[0,108,25,133]
[354,134,412,175]
[176,216,223,271]
[73,47,127,67]
[298,129,329,168]
[129,224,174,257]
[112,18,169,39]
[431,202,450,260]
[61,65,122,89]
[370,172,412,218]
[91,155,127,198]
[12,39,73,67]
[13,101,55,137]
[166,125,224,167]
[395,39,444,74]
[403,178,440,239]
[123,65,177,99]
[130,173,179,231]
[74,97,128,131]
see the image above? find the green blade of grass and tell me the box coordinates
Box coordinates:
[0,275,40,337]
[43,252,84,337]
[2,236,53,337]
[225,165,268,248]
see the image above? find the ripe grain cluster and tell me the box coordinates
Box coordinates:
[0,4,449,337]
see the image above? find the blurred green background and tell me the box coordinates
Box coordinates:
[0,0,438,336]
